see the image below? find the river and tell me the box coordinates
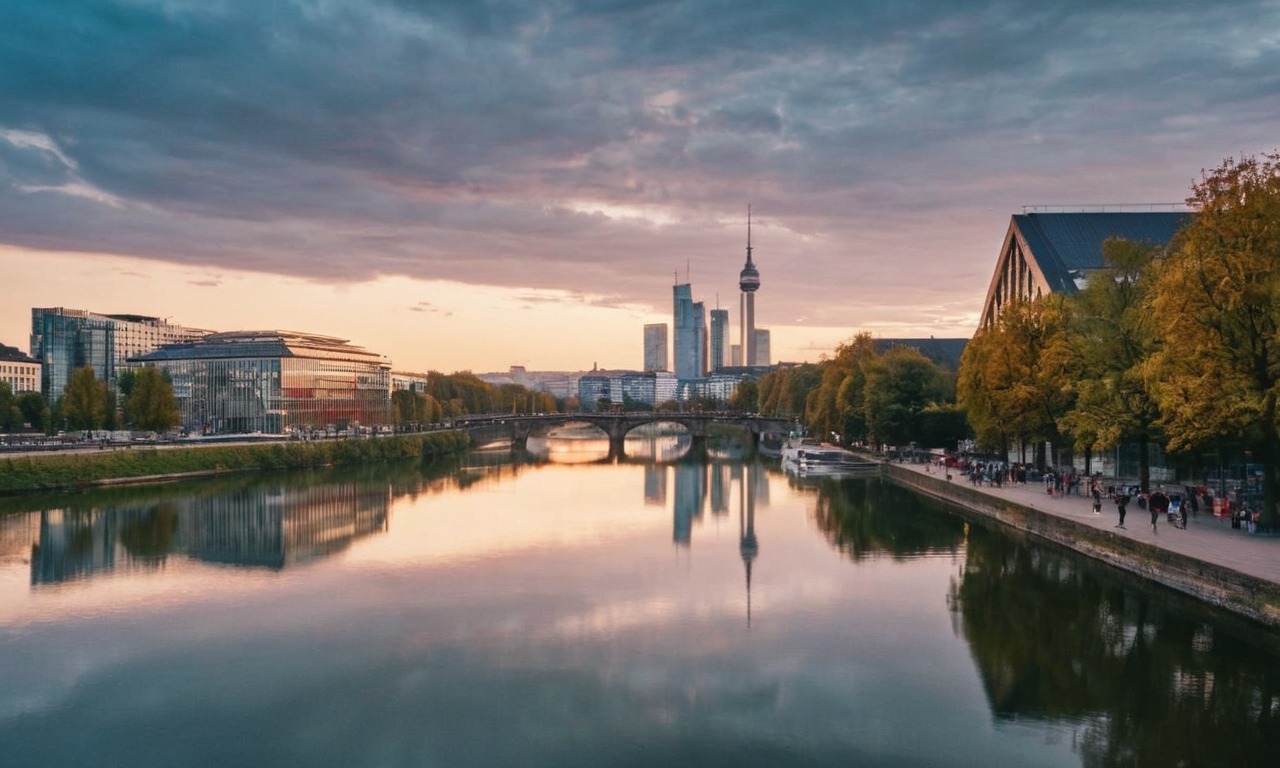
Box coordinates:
[1,434,1278,766]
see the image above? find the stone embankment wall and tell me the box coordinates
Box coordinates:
[885,463,1280,631]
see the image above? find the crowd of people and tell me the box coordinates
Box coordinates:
[932,455,1264,534]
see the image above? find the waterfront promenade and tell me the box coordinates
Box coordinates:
[899,461,1280,587]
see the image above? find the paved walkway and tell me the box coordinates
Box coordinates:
[902,462,1280,586]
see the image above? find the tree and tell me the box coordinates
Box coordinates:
[807,334,877,445]
[1058,238,1165,489]
[727,378,759,413]
[1147,152,1280,529]
[125,366,181,432]
[0,382,21,432]
[61,366,109,430]
[17,391,50,433]
[957,297,1073,465]
[862,346,953,448]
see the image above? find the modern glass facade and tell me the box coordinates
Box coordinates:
[135,331,391,435]
[30,308,208,401]
[673,284,705,381]
[643,324,668,372]
[577,375,612,412]
[753,329,771,366]
[620,371,677,407]
[709,309,729,372]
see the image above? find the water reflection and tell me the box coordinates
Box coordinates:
[956,525,1280,764]
[524,423,716,463]
[28,480,391,584]
[4,457,1280,766]
[805,474,1280,763]
[806,475,967,560]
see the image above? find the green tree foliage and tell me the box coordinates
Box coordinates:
[1057,237,1164,488]
[420,372,556,418]
[17,391,50,433]
[757,335,958,448]
[806,334,876,445]
[727,378,759,413]
[957,297,1073,462]
[391,389,444,427]
[0,382,22,432]
[1146,152,1280,528]
[61,366,109,430]
[863,346,955,448]
[125,366,182,432]
[758,363,821,419]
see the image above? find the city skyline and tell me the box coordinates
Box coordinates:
[2,2,1279,373]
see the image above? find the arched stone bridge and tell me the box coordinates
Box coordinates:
[454,412,795,448]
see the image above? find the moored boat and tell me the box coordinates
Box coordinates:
[780,438,877,476]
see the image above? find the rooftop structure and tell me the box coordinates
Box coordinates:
[980,211,1191,327]
[0,342,41,394]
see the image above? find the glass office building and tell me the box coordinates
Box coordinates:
[134,331,391,435]
[643,324,668,372]
[30,308,208,401]
[673,283,706,381]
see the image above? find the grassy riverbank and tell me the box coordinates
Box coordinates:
[0,432,471,494]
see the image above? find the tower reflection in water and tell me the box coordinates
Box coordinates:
[662,459,766,626]
[30,482,390,585]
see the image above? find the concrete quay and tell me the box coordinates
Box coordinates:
[883,461,1280,631]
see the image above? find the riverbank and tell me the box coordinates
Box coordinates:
[0,432,471,495]
[883,462,1280,631]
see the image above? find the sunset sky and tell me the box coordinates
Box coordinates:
[2,1,1278,373]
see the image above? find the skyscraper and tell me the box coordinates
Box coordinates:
[673,283,705,380]
[709,308,729,372]
[739,208,760,367]
[753,329,771,367]
[643,323,668,372]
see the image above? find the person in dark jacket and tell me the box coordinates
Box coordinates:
[1114,492,1130,529]
[1148,486,1170,534]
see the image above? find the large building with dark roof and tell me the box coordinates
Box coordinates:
[980,211,1192,327]
[133,330,391,435]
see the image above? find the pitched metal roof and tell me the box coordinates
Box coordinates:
[1013,212,1192,293]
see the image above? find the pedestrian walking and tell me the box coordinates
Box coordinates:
[1149,486,1170,534]
[1091,480,1102,515]
[1114,491,1129,528]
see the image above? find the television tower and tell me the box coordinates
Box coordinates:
[739,206,761,366]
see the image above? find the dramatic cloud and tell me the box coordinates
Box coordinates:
[2,0,1278,336]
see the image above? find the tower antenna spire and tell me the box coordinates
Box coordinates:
[746,204,753,265]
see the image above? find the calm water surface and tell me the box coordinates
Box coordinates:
[2,444,1279,767]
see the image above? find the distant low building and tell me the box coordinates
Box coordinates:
[0,343,41,394]
[621,370,678,407]
[133,330,391,435]
[577,374,612,412]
